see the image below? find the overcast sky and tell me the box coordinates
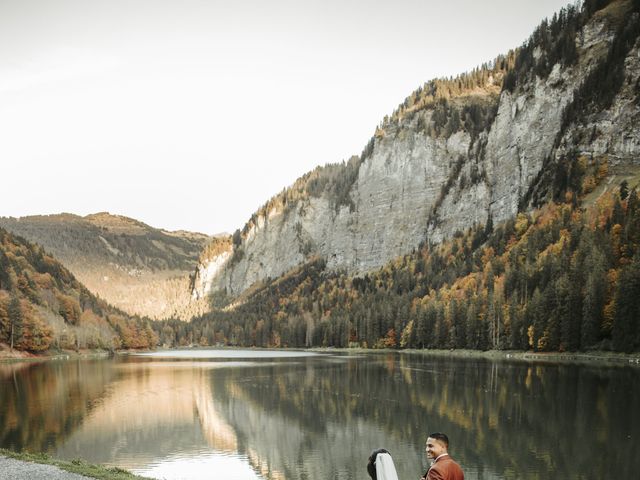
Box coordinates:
[1,0,573,235]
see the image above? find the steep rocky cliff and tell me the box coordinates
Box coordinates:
[192,0,640,300]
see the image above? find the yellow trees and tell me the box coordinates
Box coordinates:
[17,304,53,352]
[57,293,81,325]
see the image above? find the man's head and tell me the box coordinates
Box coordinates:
[425,433,449,460]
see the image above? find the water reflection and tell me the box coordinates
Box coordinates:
[1,351,639,480]
[133,452,261,480]
[0,359,115,453]
[132,350,321,359]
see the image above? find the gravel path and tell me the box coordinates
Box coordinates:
[0,455,94,480]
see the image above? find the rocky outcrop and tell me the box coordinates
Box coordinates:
[196,0,640,299]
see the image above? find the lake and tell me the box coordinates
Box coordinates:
[1,350,638,479]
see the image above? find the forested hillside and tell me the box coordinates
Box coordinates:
[157,172,640,353]
[0,213,210,320]
[0,228,157,353]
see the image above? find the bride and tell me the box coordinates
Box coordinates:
[367,448,399,480]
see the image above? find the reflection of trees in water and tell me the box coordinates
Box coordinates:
[1,355,639,479]
[207,357,422,480]
[207,355,640,480]
[0,360,115,453]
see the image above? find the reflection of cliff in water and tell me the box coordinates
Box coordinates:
[53,361,242,468]
[211,359,421,480]
[206,354,640,480]
[0,360,115,453]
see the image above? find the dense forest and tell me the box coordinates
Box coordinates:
[158,169,640,353]
[0,228,158,352]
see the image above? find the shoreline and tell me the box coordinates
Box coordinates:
[313,347,640,366]
[0,449,150,480]
[2,344,639,367]
[0,347,113,364]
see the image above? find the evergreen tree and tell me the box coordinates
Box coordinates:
[8,294,22,350]
[612,255,640,352]
[581,249,607,349]
[620,180,629,200]
[508,298,526,350]
[0,250,11,290]
[529,288,545,350]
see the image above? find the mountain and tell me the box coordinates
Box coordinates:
[0,227,157,353]
[163,0,640,354]
[0,212,210,320]
[191,0,640,302]
[161,171,640,352]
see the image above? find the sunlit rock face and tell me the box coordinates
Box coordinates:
[197,4,640,298]
[191,250,232,300]
[207,129,469,296]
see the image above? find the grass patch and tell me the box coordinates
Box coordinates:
[0,448,152,479]
[582,164,640,208]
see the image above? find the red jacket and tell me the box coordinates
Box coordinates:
[424,455,464,480]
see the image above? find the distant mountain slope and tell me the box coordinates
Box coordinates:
[192,0,640,302]
[0,213,210,320]
[0,227,157,352]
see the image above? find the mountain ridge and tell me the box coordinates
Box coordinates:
[191,0,640,302]
[0,212,210,320]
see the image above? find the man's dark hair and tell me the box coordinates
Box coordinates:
[428,432,449,448]
[367,448,389,479]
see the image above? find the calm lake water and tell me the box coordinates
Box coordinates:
[1,350,639,480]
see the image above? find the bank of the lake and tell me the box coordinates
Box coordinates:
[311,347,640,366]
[4,342,640,367]
[0,344,113,363]
[0,449,150,480]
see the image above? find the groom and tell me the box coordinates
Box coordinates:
[420,432,464,480]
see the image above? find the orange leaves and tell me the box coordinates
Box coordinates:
[515,213,531,237]
[32,272,54,290]
[481,247,495,266]
[57,293,81,325]
[582,175,597,194]
[463,273,481,292]
[374,328,397,349]
[538,229,571,264]
[596,156,609,181]
[17,306,53,352]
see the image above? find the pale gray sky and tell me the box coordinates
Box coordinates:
[1,0,574,234]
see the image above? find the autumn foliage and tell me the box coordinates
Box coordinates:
[0,228,157,353]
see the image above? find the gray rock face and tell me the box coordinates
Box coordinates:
[195,6,640,298]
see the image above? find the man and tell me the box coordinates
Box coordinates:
[421,432,464,480]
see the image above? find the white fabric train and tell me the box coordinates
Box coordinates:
[375,452,399,480]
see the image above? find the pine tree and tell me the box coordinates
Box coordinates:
[8,294,22,350]
[0,250,12,290]
[612,255,640,352]
[581,249,607,349]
